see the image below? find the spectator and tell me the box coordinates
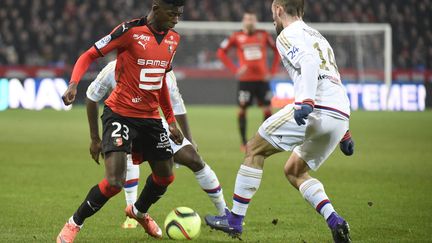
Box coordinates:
[0,0,430,70]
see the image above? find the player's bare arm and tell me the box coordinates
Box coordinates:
[160,71,183,145]
[168,122,184,145]
[175,114,193,143]
[62,45,100,105]
[86,98,102,164]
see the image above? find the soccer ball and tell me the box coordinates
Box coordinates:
[164,207,201,240]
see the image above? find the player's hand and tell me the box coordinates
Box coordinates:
[62,82,78,105]
[294,103,313,126]
[340,130,354,156]
[235,65,248,78]
[89,138,103,164]
[169,123,184,145]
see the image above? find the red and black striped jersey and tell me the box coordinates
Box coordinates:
[92,18,180,122]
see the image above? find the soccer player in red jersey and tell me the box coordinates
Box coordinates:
[57,0,184,242]
[217,10,281,152]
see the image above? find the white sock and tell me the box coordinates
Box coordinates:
[299,178,336,220]
[132,204,145,218]
[194,164,227,216]
[124,154,139,206]
[68,216,83,228]
[232,165,263,216]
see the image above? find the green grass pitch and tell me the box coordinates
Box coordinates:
[0,106,431,242]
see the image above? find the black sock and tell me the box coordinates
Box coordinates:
[238,114,247,145]
[134,175,167,214]
[72,185,109,225]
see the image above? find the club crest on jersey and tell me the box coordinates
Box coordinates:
[164,35,178,46]
[237,35,247,43]
[113,137,123,147]
[168,45,173,54]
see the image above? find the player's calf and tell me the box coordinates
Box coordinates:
[174,144,227,215]
[73,178,122,225]
[57,178,122,242]
[283,153,312,188]
[194,163,227,216]
[130,173,174,238]
[284,153,351,242]
[134,173,174,216]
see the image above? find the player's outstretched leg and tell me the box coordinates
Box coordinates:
[57,152,126,243]
[205,134,279,238]
[122,154,139,229]
[174,145,227,216]
[125,158,174,239]
[284,152,351,243]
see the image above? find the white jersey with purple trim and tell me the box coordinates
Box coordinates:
[276,20,350,120]
[86,60,191,154]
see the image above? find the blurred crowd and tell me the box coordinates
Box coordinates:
[0,0,431,70]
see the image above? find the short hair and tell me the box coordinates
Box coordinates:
[244,9,257,16]
[274,0,304,17]
[159,0,185,6]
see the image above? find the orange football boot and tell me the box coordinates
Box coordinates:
[56,221,80,243]
[125,205,162,238]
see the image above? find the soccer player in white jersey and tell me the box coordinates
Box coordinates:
[86,61,227,228]
[205,1,354,242]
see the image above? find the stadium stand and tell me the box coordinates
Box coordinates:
[0,0,430,70]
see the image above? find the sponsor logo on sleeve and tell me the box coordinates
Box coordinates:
[95,35,112,50]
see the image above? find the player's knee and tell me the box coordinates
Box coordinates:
[152,174,175,187]
[108,178,125,189]
[238,108,247,117]
[105,174,126,189]
[174,146,205,172]
[98,178,123,198]
[185,153,205,172]
[244,135,264,157]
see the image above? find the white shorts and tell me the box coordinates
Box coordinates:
[162,119,192,154]
[258,104,348,171]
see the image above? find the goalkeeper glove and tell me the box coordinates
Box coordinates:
[294,100,314,126]
[340,130,354,156]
